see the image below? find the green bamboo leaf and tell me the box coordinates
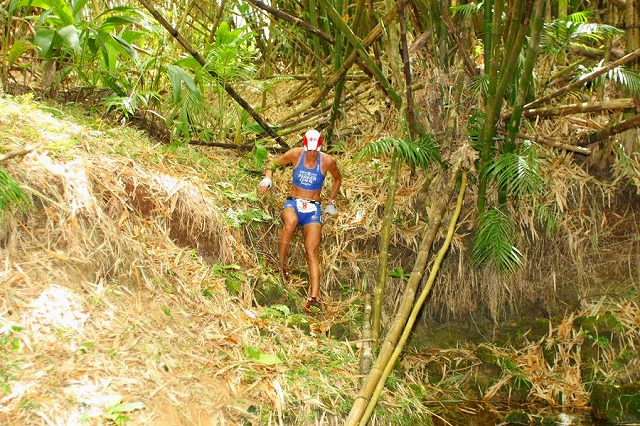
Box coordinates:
[93,31,115,70]
[32,29,56,58]
[165,64,201,103]
[110,34,138,63]
[99,16,139,34]
[70,0,89,20]
[244,346,280,365]
[7,40,36,66]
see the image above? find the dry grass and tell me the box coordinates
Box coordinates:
[0,95,366,425]
[483,296,640,406]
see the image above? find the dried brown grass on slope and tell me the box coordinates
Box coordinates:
[0,96,363,425]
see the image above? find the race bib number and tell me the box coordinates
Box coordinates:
[296,199,317,213]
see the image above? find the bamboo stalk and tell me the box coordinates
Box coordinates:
[522,98,637,118]
[210,0,227,43]
[277,83,375,133]
[244,0,334,43]
[503,132,592,154]
[325,0,346,146]
[0,147,34,162]
[345,158,464,425]
[477,0,504,212]
[358,170,467,426]
[576,114,640,146]
[319,0,402,107]
[279,1,406,122]
[398,2,418,137]
[372,152,399,348]
[308,0,326,94]
[440,6,478,77]
[359,275,373,378]
[504,0,546,152]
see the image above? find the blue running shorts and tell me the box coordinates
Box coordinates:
[283,197,322,226]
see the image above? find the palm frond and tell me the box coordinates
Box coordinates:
[483,143,543,198]
[571,22,621,40]
[354,136,441,171]
[606,67,640,98]
[472,207,523,273]
[469,74,489,98]
[450,2,483,20]
[540,12,620,55]
[576,62,640,98]
[565,10,593,23]
[613,143,640,194]
[395,135,441,170]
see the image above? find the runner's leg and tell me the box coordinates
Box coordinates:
[302,223,322,298]
[279,207,298,277]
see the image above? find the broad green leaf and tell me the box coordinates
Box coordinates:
[8,40,36,66]
[253,143,268,169]
[244,346,281,365]
[110,34,138,63]
[255,353,280,365]
[57,24,81,52]
[32,29,56,58]
[165,64,201,103]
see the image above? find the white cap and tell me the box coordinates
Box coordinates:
[303,129,323,151]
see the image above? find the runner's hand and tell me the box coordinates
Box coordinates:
[324,200,338,215]
[259,177,272,193]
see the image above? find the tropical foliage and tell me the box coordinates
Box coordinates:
[354,136,441,171]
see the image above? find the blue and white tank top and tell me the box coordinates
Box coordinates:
[292,151,326,191]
